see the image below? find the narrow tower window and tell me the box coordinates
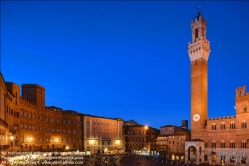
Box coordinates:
[195,29,198,40]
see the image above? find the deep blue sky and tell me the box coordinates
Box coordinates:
[1,1,249,129]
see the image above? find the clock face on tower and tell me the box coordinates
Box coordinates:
[193,114,200,122]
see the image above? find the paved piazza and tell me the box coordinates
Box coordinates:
[82,154,209,166]
[2,152,212,166]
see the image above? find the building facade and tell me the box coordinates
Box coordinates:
[153,121,190,160]
[0,76,125,154]
[4,82,83,152]
[0,74,12,151]
[124,124,159,155]
[82,114,124,154]
[185,12,249,165]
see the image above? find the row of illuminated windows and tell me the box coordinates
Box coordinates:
[211,121,247,130]
[86,141,116,145]
[207,140,247,148]
[86,134,119,139]
[23,144,81,150]
[86,120,118,127]
[20,137,81,143]
[86,127,117,132]
[127,131,146,135]
[168,136,185,139]
[19,124,81,134]
[169,141,184,145]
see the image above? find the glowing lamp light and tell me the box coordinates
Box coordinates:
[66,146,69,150]
[89,140,94,145]
[10,136,14,141]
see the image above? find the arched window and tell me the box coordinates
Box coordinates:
[205,140,208,148]
[221,122,226,130]
[212,140,216,148]
[244,106,247,112]
[212,123,216,130]
[242,120,247,129]
[241,140,246,148]
[230,121,235,129]
[220,140,225,148]
[230,140,235,148]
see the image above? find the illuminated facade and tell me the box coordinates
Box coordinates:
[82,115,123,154]
[153,121,190,160]
[0,76,124,153]
[3,82,83,152]
[124,124,159,155]
[0,73,10,151]
[185,12,249,165]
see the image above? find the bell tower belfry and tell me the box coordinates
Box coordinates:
[188,12,210,132]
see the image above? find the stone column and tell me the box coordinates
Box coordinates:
[185,149,188,164]
[196,149,199,165]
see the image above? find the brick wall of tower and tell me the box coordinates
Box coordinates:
[191,58,208,132]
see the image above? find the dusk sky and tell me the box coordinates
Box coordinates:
[1,1,249,129]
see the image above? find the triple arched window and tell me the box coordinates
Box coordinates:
[241,140,247,148]
[242,120,247,129]
[212,140,216,148]
[220,140,225,148]
[230,140,235,148]
[230,121,235,129]
[220,122,226,130]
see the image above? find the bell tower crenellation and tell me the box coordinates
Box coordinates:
[188,12,211,62]
[188,12,211,134]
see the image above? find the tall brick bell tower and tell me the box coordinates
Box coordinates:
[188,12,210,136]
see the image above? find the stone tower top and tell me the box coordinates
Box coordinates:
[188,12,211,62]
[193,12,205,22]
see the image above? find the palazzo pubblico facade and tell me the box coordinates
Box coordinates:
[184,12,249,165]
